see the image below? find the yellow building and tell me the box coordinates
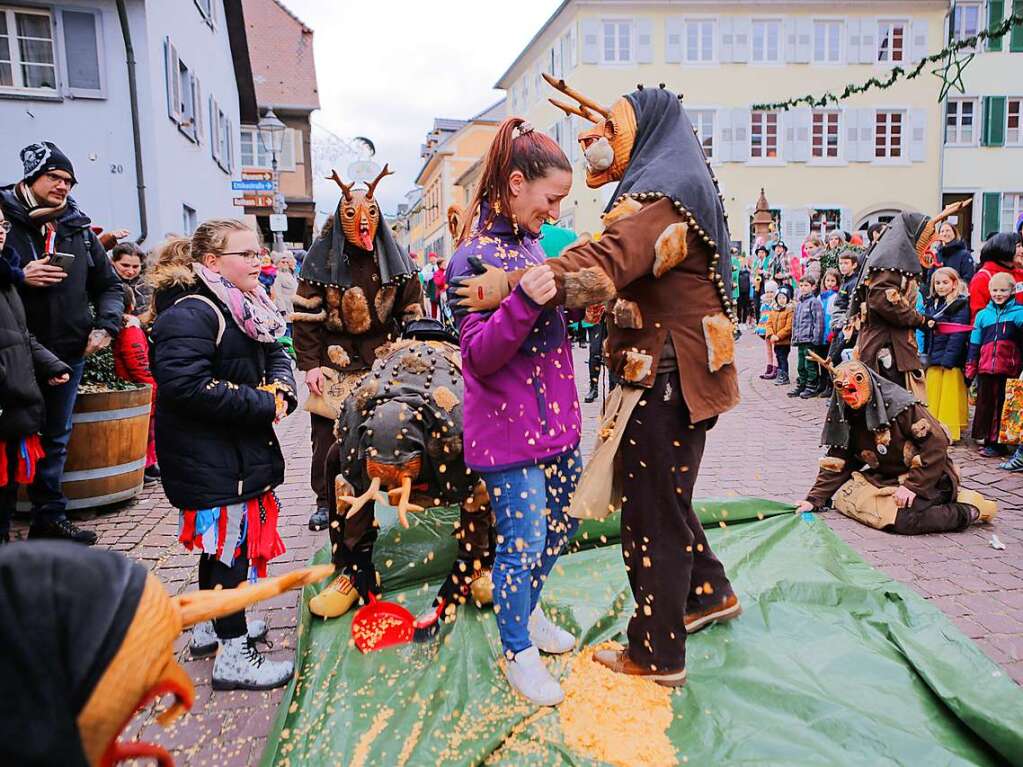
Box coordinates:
[941,0,1023,249]
[395,100,506,259]
[497,0,953,252]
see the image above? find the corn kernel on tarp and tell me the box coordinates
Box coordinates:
[261,500,1023,767]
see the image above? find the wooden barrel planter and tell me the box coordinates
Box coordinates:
[19,385,152,511]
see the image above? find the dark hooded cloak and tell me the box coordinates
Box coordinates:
[609,86,733,294]
[821,365,918,449]
[300,200,416,288]
[0,542,147,767]
[860,211,928,277]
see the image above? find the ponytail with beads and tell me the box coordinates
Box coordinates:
[458,117,571,245]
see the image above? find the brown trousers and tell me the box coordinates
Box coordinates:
[620,371,734,670]
[890,475,973,535]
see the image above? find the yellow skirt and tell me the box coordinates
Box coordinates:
[925,366,969,442]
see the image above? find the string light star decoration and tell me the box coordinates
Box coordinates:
[931,46,974,101]
[754,10,1023,111]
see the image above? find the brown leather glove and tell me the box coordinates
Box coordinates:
[448,256,512,313]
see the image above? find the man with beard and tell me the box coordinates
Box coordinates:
[451,81,741,688]
[0,142,123,544]
[291,165,423,532]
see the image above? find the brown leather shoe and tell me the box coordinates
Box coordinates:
[685,593,742,634]
[592,646,687,688]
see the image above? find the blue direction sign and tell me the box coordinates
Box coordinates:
[231,179,274,192]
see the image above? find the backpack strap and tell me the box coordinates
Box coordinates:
[174,293,226,347]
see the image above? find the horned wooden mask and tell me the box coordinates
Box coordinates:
[328,164,394,252]
[543,73,637,189]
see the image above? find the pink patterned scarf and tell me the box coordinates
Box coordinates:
[193,263,286,343]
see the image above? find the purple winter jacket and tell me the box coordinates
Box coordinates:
[447,211,582,472]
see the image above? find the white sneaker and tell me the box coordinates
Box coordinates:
[528,606,576,654]
[504,646,564,706]
[211,636,293,691]
[189,618,268,658]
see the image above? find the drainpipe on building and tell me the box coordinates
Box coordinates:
[115,0,148,245]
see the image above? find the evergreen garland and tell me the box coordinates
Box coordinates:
[753,11,1023,111]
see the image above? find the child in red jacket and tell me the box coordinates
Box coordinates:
[113,286,159,482]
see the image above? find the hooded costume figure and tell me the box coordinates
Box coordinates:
[850,203,969,400]
[308,324,495,632]
[0,541,329,767]
[292,165,423,531]
[804,357,996,534]
[451,81,740,683]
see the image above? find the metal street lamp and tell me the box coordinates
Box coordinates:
[258,108,288,253]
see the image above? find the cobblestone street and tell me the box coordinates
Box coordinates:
[14,330,1020,766]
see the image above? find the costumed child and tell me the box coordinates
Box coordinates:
[789,276,824,399]
[795,356,997,534]
[757,279,779,379]
[149,220,298,691]
[767,285,794,385]
[112,286,159,482]
[448,118,582,706]
[452,83,742,692]
[922,267,971,442]
[850,204,969,400]
[966,271,1023,457]
[0,207,71,543]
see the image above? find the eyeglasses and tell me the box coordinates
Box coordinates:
[43,172,74,188]
[0,221,10,232]
[219,247,270,264]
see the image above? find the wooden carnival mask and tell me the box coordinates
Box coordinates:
[77,565,331,767]
[832,360,873,410]
[327,164,394,252]
[914,199,972,269]
[544,73,637,189]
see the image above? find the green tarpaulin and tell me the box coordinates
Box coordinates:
[262,500,1023,766]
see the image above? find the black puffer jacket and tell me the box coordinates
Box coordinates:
[0,262,69,440]
[933,239,975,285]
[150,264,296,510]
[0,186,123,362]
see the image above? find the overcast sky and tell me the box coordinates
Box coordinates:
[283,0,558,220]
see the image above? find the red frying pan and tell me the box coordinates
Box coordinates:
[351,593,415,653]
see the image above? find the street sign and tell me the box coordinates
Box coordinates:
[232,179,274,192]
[241,169,273,181]
[269,214,288,232]
[232,195,274,208]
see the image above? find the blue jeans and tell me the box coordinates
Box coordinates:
[482,448,581,657]
[28,358,85,521]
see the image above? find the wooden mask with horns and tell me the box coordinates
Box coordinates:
[543,73,637,189]
[327,164,394,252]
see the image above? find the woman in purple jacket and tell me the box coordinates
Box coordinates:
[447,118,580,706]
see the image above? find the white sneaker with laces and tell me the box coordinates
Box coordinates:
[504,646,564,706]
[528,606,576,654]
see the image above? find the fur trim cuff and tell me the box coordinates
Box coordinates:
[564,266,616,309]
[293,293,323,310]
[288,310,326,323]
[819,457,846,472]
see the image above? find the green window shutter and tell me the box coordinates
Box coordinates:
[983,96,1007,145]
[982,193,1002,238]
[1011,0,1023,52]
[988,0,1005,51]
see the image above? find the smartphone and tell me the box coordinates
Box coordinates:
[47,252,75,272]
